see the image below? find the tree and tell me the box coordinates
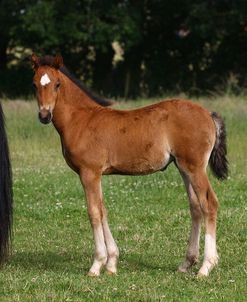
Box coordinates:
[0,0,246,98]
[0,0,28,69]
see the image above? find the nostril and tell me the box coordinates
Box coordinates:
[38,110,52,124]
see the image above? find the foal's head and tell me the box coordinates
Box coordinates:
[31,54,63,124]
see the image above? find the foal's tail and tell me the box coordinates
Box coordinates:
[0,103,13,265]
[209,112,228,180]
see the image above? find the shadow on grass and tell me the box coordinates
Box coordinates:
[123,255,203,279]
[121,252,177,273]
[9,250,91,275]
[8,250,179,276]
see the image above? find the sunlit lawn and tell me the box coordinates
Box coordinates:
[0,95,246,301]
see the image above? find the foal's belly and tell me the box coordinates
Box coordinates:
[104,151,171,176]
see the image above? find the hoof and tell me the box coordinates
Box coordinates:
[106,269,117,276]
[197,257,218,278]
[87,271,100,277]
[177,266,188,273]
[197,271,208,278]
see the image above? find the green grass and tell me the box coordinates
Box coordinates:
[0,96,246,301]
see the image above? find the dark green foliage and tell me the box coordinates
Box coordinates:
[0,0,246,98]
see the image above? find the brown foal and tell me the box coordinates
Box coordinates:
[31,54,228,277]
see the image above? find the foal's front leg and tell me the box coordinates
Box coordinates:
[80,170,119,276]
[80,171,107,276]
[102,205,119,274]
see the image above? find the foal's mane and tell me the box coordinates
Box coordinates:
[38,56,112,107]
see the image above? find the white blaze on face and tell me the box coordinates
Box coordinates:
[40,73,51,86]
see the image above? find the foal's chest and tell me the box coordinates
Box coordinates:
[61,142,80,173]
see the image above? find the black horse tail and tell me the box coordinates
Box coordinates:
[209,112,228,180]
[0,102,13,265]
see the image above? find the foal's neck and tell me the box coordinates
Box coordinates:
[52,72,100,134]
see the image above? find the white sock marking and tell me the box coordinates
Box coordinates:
[198,233,218,276]
[205,233,216,260]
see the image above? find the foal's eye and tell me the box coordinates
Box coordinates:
[55,82,61,90]
[32,83,37,89]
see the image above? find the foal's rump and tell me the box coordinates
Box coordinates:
[164,100,217,172]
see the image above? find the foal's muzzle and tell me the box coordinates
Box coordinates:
[38,108,52,124]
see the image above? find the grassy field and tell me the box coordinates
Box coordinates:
[0,96,246,301]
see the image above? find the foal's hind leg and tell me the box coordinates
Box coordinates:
[189,170,219,277]
[178,171,202,273]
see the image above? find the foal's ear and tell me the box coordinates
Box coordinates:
[53,54,64,69]
[31,53,40,70]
